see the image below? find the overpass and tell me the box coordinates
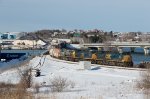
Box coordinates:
[81,42,150,55]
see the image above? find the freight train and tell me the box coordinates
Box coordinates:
[49,47,133,67]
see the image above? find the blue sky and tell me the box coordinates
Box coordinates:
[0,0,150,32]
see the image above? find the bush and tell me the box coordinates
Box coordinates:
[138,70,150,89]
[19,69,32,88]
[137,64,150,98]
[0,82,16,88]
[69,80,76,88]
[0,81,32,99]
[50,76,70,92]
[34,83,40,94]
[138,62,150,68]
[0,69,33,99]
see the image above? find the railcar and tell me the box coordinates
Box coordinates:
[49,48,133,67]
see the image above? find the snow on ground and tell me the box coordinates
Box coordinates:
[0,55,144,99]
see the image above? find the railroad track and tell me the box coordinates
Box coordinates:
[48,56,147,71]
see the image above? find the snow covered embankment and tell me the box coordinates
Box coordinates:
[0,55,144,99]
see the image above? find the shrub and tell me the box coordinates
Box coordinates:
[137,64,150,98]
[0,82,16,88]
[0,81,33,99]
[19,69,32,88]
[34,83,40,94]
[0,69,33,99]
[50,76,69,92]
[69,80,76,88]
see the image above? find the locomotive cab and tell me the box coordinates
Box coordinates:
[121,52,133,67]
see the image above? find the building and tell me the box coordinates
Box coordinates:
[0,32,24,40]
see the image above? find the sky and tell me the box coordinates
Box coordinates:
[0,0,150,32]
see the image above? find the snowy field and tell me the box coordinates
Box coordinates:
[0,55,144,99]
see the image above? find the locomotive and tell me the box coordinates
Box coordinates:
[49,47,133,67]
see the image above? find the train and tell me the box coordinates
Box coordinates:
[49,47,134,67]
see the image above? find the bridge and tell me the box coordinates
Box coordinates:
[81,42,150,55]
